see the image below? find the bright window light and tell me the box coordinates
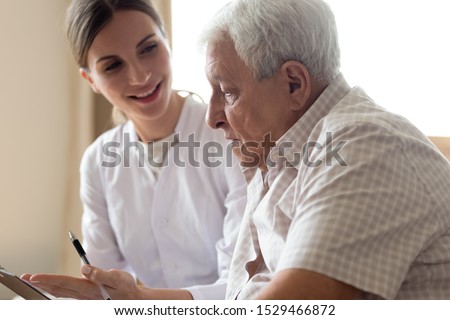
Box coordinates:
[172,0,450,136]
[171,0,230,101]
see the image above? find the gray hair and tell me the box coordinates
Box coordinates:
[199,0,341,83]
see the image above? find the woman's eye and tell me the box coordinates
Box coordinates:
[141,44,157,54]
[105,61,122,72]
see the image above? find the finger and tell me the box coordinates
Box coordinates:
[29,273,80,286]
[27,282,88,300]
[80,266,146,299]
[82,265,136,293]
[20,274,32,281]
[20,273,84,299]
[28,273,101,299]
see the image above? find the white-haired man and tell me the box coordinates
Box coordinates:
[199,0,450,300]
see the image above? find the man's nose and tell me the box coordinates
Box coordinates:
[206,98,226,129]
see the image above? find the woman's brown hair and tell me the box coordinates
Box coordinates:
[66,0,165,69]
[66,0,166,124]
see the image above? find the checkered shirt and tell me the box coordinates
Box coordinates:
[226,74,450,299]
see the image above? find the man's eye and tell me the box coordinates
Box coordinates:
[223,92,236,104]
[105,61,122,72]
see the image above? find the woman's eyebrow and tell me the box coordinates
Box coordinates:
[95,33,157,65]
[136,33,156,48]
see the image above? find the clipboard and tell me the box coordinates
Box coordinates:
[0,266,50,300]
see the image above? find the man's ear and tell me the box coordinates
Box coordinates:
[79,68,100,94]
[281,61,311,111]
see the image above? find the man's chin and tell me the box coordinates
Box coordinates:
[231,143,263,169]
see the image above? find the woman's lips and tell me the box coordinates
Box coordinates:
[129,82,162,104]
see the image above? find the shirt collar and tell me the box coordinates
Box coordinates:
[126,95,194,144]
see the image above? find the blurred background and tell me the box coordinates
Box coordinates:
[1,0,449,299]
[0,0,172,300]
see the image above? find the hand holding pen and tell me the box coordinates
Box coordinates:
[68,230,112,300]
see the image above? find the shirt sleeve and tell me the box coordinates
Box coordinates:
[186,153,247,299]
[79,142,130,272]
[184,283,227,300]
[277,123,440,299]
[217,156,248,280]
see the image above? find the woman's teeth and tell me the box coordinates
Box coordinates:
[135,85,158,98]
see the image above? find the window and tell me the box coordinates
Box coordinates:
[171,0,450,136]
[171,0,230,101]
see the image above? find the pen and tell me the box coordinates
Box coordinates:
[68,230,112,300]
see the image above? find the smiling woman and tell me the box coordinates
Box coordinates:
[77,10,179,140]
[46,0,247,300]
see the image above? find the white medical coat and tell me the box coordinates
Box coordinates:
[80,96,247,299]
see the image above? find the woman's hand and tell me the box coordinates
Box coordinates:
[21,265,142,300]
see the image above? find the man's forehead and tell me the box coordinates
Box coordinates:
[206,40,243,77]
[207,39,239,61]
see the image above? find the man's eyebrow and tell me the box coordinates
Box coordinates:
[95,33,157,64]
[209,74,224,82]
[207,68,225,83]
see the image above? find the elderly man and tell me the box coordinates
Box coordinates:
[23,0,450,300]
[199,0,450,300]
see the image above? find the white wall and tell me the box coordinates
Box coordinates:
[0,0,73,299]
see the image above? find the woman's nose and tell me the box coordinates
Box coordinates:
[128,61,151,85]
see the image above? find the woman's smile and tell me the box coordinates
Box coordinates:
[128,81,162,104]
